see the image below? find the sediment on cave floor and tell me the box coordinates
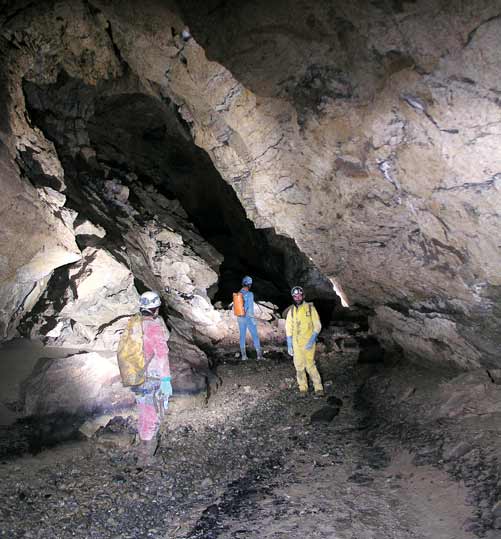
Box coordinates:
[1,0,501,537]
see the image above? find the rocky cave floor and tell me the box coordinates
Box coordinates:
[1,347,501,539]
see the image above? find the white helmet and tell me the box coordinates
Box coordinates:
[139,291,161,309]
[291,286,304,296]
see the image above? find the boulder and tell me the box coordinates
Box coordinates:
[74,219,106,238]
[59,247,139,328]
[169,330,213,395]
[22,352,134,417]
[21,331,215,417]
[311,406,340,424]
[437,370,501,419]
[22,247,139,349]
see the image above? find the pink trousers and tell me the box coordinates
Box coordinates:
[137,402,160,441]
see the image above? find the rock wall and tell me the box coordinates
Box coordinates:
[1,0,500,369]
[175,0,501,368]
[0,145,81,339]
[0,1,232,400]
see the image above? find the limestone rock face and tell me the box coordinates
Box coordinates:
[22,352,134,417]
[21,340,212,417]
[61,247,138,328]
[0,147,81,340]
[20,175,227,349]
[89,176,225,344]
[157,0,501,368]
[2,0,501,369]
[171,2,501,369]
[20,246,139,349]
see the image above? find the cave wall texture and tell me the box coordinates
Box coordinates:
[1,0,501,370]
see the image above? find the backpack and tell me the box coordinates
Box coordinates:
[117,314,146,387]
[233,291,245,316]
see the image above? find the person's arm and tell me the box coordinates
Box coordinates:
[160,319,172,395]
[161,349,171,379]
[162,320,171,378]
[305,304,321,350]
[244,291,254,316]
[312,305,322,335]
[285,308,294,356]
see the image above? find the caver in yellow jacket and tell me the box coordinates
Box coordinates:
[285,302,323,393]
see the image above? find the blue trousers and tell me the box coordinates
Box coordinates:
[238,316,261,352]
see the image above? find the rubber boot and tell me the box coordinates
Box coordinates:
[256,349,264,361]
[240,348,248,361]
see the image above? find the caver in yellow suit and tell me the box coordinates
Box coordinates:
[285,287,323,394]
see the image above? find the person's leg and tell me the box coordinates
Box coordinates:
[293,346,308,393]
[247,317,263,358]
[238,316,248,359]
[305,346,323,393]
[136,391,161,465]
[137,401,160,441]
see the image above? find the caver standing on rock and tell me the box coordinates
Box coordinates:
[117,291,172,465]
[235,275,263,361]
[285,286,324,396]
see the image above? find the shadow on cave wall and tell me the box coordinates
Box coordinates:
[21,70,340,316]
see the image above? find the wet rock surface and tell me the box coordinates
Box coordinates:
[0,345,491,539]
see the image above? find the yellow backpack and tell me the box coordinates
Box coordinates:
[117,314,145,387]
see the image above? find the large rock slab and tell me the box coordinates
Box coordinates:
[21,340,212,417]
[60,246,139,327]
[22,352,134,417]
[437,371,501,419]
[0,147,81,340]
[21,246,139,349]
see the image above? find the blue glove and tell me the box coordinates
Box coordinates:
[160,376,173,397]
[305,332,319,351]
[286,336,294,356]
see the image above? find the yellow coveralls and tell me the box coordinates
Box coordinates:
[285,302,323,393]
